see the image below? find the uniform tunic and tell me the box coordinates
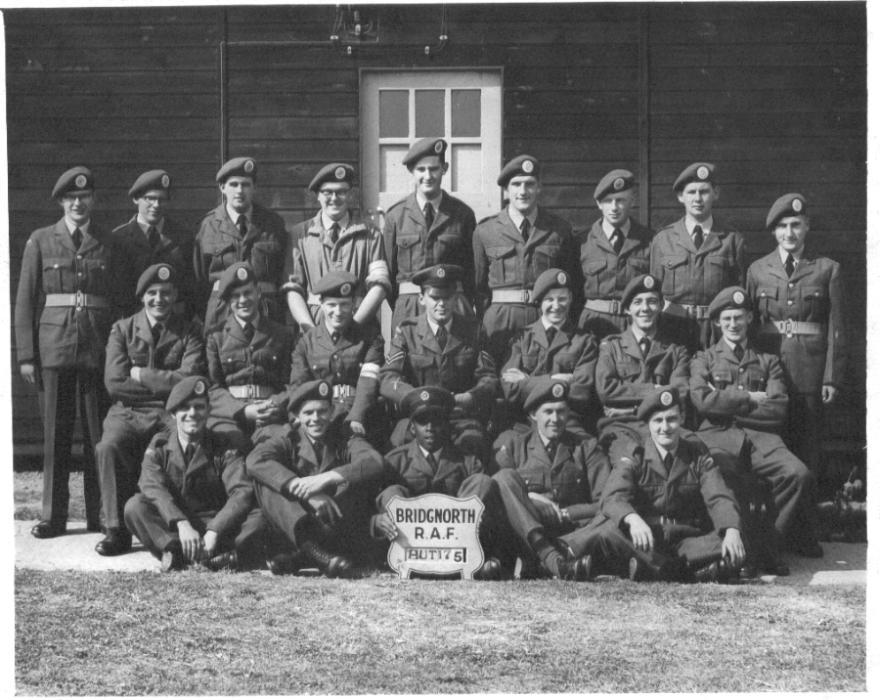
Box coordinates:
[746,250,845,478]
[473,207,579,365]
[97,310,205,529]
[383,191,477,328]
[284,212,391,324]
[124,429,265,559]
[577,219,653,338]
[193,203,288,333]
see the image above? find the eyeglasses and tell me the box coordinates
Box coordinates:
[319,189,350,199]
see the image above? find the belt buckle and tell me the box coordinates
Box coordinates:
[610,300,620,315]
[783,319,793,337]
[246,385,255,399]
[74,290,85,310]
[523,289,532,303]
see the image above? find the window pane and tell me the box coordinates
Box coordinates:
[452,89,481,137]
[451,144,482,192]
[379,145,411,192]
[415,90,445,137]
[379,90,409,138]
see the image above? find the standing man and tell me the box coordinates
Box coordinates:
[284,163,391,329]
[14,166,127,538]
[473,155,579,366]
[380,264,499,457]
[124,376,267,572]
[113,169,194,316]
[650,162,745,350]
[747,194,845,496]
[578,169,654,339]
[383,137,477,330]
[194,157,288,334]
[95,263,205,555]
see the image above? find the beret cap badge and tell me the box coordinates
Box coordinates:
[436,267,446,278]
[319,382,330,397]
[161,174,171,188]
[552,383,565,398]
[75,175,87,189]
[420,390,430,401]
[697,165,709,180]
[158,266,171,281]
[613,177,625,191]
[340,283,352,296]
[556,272,567,285]
[334,166,347,180]
[243,159,255,173]
[733,290,745,304]
[644,275,655,290]
[194,380,206,395]
[521,160,534,174]
[236,267,249,281]
[660,390,673,407]
[434,140,444,153]
[792,198,803,213]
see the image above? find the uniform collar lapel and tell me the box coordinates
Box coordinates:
[416,315,442,354]
[497,209,523,246]
[527,431,553,469]
[622,328,645,360]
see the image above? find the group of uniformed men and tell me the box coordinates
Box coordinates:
[14,138,845,582]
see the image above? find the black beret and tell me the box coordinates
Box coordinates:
[708,286,751,320]
[401,386,455,421]
[672,162,716,192]
[309,163,355,192]
[166,375,209,413]
[411,264,464,290]
[136,263,177,298]
[497,155,540,187]
[524,379,569,412]
[216,157,257,183]
[621,274,662,310]
[129,169,171,198]
[216,262,257,300]
[52,166,94,199]
[289,379,332,413]
[403,138,447,169]
[531,268,572,305]
[765,193,807,229]
[636,386,680,422]
[312,270,358,298]
[594,169,635,201]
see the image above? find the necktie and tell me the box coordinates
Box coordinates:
[436,323,448,350]
[151,323,162,347]
[639,336,651,357]
[611,228,623,254]
[520,218,531,243]
[243,323,255,342]
[663,452,674,473]
[72,227,83,250]
[423,202,434,231]
[147,225,160,249]
[238,214,248,238]
[784,254,795,278]
[184,443,196,465]
[331,331,340,344]
[546,439,558,462]
[329,222,340,244]
[734,343,744,362]
[546,326,557,345]
[314,440,325,466]
[692,225,704,250]
[427,451,439,472]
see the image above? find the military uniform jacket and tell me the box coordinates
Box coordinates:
[383,191,477,305]
[380,313,499,416]
[206,314,295,422]
[650,217,745,306]
[246,425,383,495]
[596,328,690,412]
[193,202,288,315]
[502,320,597,413]
[139,430,254,535]
[578,218,653,301]
[472,207,579,314]
[377,441,485,510]
[492,429,611,521]
[283,212,391,310]
[601,435,741,533]
[105,310,206,409]
[14,218,128,369]
[289,321,383,425]
[746,250,845,393]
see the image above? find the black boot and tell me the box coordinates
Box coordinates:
[300,540,355,579]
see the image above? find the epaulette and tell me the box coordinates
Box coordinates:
[385,198,407,214]
[477,212,500,225]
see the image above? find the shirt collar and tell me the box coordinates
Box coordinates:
[541,318,562,331]
[629,325,655,342]
[226,203,252,225]
[64,218,89,235]
[425,316,448,335]
[321,212,349,231]
[235,314,259,330]
[418,444,443,461]
[177,432,200,454]
[778,247,803,264]
[507,206,537,230]
[136,215,164,234]
[416,191,443,212]
[142,309,162,329]
[685,216,713,236]
[652,440,678,463]
[601,218,631,239]
[723,337,748,352]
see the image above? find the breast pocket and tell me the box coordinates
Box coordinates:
[434,232,463,259]
[626,256,650,274]
[486,245,518,284]
[42,257,71,293]
[81,258,110,291]
[396,236,422,272]
[520,466,550,493]
[801,286,828,319]
[661,254,689,295]
[221,349,248,375]
[582,259,607,295]
[251,240,281,280]
[706,254,732,287]
[211,243,237,273]
[533,243,561,271]
[711,369,734,389]
[756,286,779,316]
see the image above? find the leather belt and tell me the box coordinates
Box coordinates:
[679,304,711,320]
[43,292,110,309]
[228,384,275,400]
[760,320,824,337]
[491,289,534,304]
[332,384,356,399]
[584,298,625,315]
[212,280,277,294]
[398,281,464,295]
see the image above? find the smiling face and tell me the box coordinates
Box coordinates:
[410,411,451,453]
[135,189,169,226]
[228,281,261,324]
[597,189,635,228]
[321,296,354,333]
[716,308,752,345]
[60,191,94,226]
[774,215,809,256]
[317,183,351,221]
[297,399,332,441]
[627,291,662,332]
[419,285,455,325]
[677,181,718,222]
[506,175,540,216]
[411,155,447,199]
[220,176,255,213]
[175,397,209,440]
[540,288,571,327]
[530,400,569,441]
[648,405,681,452]
[142,282,178,323]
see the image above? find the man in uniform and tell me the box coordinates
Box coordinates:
[473,155,579,367]
[380,264,498,457]
[492,380,607,580]
[205,262,294,444]
[113,169,194,316]
[246,380,385,577]
[289,270,384,442]
[594,274,690,441]
[383,137,477,330]
[577,169,654,339]
[592,387,746,583]
[194,157,288,334]
[690,286,820,570]
[500,268,598,437]
[373,386,514,580]
[746,194,845,497]
[284,163,391,330]
[124,375,267,572]
[650,162,745,350]
[95,263,205,555]
[14,166,127,538]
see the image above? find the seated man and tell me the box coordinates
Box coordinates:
[373,386,515,580]
[124,376,267,572]
[592,387,746,583]
[206,262,294,444]
[95,263,205,556]
[246,380,385,578]
[492,380,607,580]
[289,270,384,442]
[380,264,498,458]
[500,267,598,438]
[689,286,821,573]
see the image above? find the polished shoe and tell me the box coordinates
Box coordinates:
[692,561,720,583]
[31,521,66,539]
[266,550,308,576]
[474,557,502,581]
[160,546,184,573]
[300,540,355,578]
[738,562,759,579]
[86,519,102,533]
[204,550,239,572]
[557,554,593,582]
[95,528,133,556]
